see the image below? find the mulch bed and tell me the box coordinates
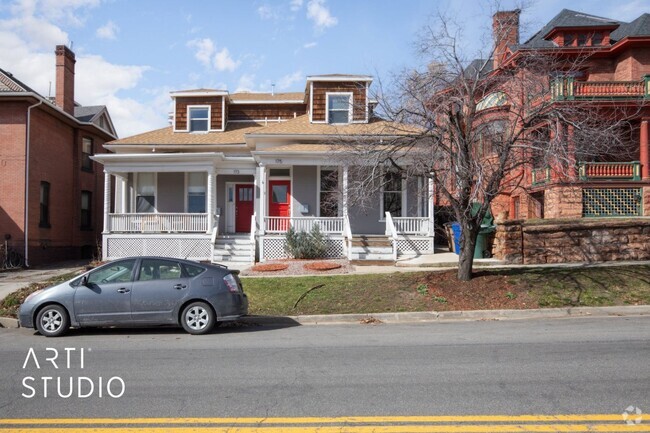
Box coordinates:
[250,263,289,272]
[241,259,351,276]
[303,262,342,271]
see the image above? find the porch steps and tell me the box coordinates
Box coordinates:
[212,235,254,264]
[349,235,394,263]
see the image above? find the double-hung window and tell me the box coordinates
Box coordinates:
[319,168,339,217]
[136,173,156,213]
[188,107,209,132]
[382,170,403,218]
[327,93,351,124]
[187,172,206,213]
[81,137,93,171]
[80,191,92,229]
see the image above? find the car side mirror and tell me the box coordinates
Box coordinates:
[81,275,88,286]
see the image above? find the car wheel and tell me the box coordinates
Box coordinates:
[181,302,215,335]
[35,305,69,337]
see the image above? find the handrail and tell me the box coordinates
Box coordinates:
[250,212,257,263]
[385,212,398,261]
[578,161,641,181]
[392,217,429,235]
[264,216,344,234]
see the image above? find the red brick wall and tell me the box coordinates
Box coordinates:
[0,102,107,265]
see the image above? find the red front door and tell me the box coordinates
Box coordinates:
[268,180,291,231]
[235,184,254,233]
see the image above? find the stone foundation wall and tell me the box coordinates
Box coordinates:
[543,186,583,219]
[644,187,650,217]
[493,218,650,264]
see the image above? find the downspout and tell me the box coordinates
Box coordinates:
[24,99,43,268]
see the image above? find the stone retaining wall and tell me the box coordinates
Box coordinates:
[493,218,650,264]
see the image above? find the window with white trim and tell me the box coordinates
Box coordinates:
[327,93,351,124]
[136,173,155,213]
[188,106,209,132]
[187,172,206,213]
[319,168,339,217]
[382,170,403,218]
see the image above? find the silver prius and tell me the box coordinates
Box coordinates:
[19,257,248,337]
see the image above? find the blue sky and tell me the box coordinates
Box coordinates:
[1,0,649,137]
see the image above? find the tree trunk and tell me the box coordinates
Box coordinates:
[457,223,479,281]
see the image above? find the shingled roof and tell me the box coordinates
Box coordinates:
[0,68,28,92]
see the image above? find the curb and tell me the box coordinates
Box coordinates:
[0,316,19,328]
[240,305,650,326]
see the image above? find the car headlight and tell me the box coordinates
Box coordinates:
[24,289,44,303]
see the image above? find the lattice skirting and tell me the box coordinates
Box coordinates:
[396,236,434,256]
[261,236,345,261]
[105,235,212,260]
[583,188,642,217]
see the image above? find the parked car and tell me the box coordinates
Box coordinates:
[19,257,248,337]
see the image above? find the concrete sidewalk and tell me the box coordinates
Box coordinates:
[0,260,88,302]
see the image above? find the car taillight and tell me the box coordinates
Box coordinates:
[223,274,240,293]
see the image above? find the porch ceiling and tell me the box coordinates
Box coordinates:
[92,152,226,173]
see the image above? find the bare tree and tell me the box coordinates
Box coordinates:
[339,6,641,281]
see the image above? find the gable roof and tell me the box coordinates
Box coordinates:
[108,122,267,146]
[0,68,30,92]
[521,9,621,48]
[229,92,304,103]
[74,105,105,122]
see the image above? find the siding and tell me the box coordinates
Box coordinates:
[228,103,306,121]
[157,172,185,213]
[175,96,224,131]
[311,81,367,122]
[291,166,317,217]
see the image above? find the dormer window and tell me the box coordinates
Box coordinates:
[592,32,603,45]
[188,106,209,132]
[563,33,575,46]
[327,93,352,124]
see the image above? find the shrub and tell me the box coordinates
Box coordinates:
[285,224,327,259]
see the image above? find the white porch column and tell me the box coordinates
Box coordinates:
[207,168,215,233]
[103,170,111,234]
[342,165,349,220]
[427,176,435,238]
[259,164,266,234]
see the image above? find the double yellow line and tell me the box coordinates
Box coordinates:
[0,415,648,432]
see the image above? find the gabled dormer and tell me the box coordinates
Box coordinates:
[305,74,373,124]
[171,89,228,133]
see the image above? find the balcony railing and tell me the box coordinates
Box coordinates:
[264,217,344,234]
[578,161,641,181]
[392,217,431,235]
[109,213,215,233]
[552,76,650,100]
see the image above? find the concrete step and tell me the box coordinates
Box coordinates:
[350,246,393,255]
[212,248,252,257]
[350,259,395,266]
[215,239,253,246]
[212,254,253,262]
[349,252,394,261]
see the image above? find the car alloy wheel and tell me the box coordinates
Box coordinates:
[181,302,215,335]
[35,305,69,337]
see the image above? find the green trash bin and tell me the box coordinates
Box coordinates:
[475,225,495,258]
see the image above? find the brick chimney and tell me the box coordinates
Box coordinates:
[493,9,520,70]
[55,44,75,115]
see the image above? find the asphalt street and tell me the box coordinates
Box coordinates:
[0,316,649,428]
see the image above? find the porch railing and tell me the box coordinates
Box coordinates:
[531,167,551,185]
[384,212,398,261]
[578,161,641,181]
[552,76,650,100]
[392,217,430,235]
[263,217,344,234]
[109,213,216,233]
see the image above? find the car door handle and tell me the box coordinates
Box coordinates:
[173,284,187,290]
[117,288,130,294]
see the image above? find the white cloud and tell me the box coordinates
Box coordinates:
[187,38,215,67]
[303,41,317,49]
[96,20,118,40]
[257,4,275,20]
[214,47,240,72]
[0,0,165,137]
[277,70,303,90]
[306,0,337,31]
[290,0,303,11]
[236,73,256,92]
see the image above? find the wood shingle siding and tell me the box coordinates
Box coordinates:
[311,81,367,122]
[228,103,307,121]
[175,96,224,131]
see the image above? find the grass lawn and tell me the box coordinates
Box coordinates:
[242,265,650,316]
[1,265,649,319]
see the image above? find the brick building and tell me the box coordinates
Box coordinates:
[484,9,650,220]
[0,45,117,266]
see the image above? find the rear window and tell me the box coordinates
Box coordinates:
[184,263,206,277]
